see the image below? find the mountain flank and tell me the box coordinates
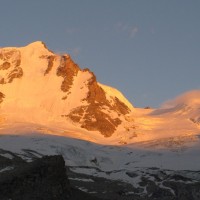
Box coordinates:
[0,41,134,137]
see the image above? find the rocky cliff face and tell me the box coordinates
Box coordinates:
[66,68,131,137]
[0,154,103,200]
[0,41,134,137]
[0,48,22,84]
[0,155,71,200]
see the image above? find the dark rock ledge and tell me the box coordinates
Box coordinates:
[0,155,102,200]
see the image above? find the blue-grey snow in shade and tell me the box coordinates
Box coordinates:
[0,0,200,107]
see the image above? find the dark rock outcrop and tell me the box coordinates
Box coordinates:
[0,92,5,104]
[57,55,80,93]
[0,155,102,200]
[44,55,56,75]
[0,49,22,83]
[0,155,71,200]
[7,67,23,83]
[67,68,130,137]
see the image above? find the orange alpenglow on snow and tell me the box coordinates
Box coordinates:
[0,41,200,147]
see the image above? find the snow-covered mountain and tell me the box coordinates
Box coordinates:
[1,42,200,199]
[0,41,134,138]
[1,41,200,145]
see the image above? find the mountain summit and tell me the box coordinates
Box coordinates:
[0,41,134,137]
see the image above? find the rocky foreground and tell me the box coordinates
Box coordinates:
[0,152,101,200]
[0,148,200,200]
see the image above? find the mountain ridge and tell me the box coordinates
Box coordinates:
[0,41,200,145]
[0,41,134,137]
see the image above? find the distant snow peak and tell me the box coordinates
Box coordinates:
[162,90,200,109]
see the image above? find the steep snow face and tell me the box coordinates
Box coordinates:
[98,83,134,111]
[0,41,133,137]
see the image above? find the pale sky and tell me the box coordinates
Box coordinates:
[1,0,200,107]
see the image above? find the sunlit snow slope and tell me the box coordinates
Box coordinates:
[0,41,200,147]
[0,41,134,140]
[127,90,200,148]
